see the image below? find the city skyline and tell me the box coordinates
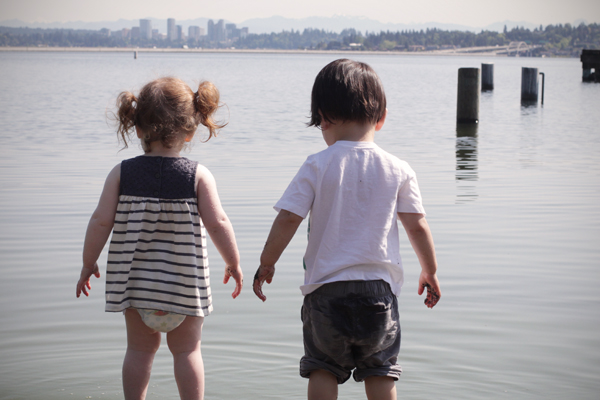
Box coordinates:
[128,17,246,42]
[1,0,599,28]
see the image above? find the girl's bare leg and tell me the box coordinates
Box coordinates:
[307,369,338,400]
[167,316,205,400]
[123,309,161,400]
[364,376,397,400]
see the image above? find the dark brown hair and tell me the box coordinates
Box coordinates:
[116,77,225,149]
[309,59,387,128]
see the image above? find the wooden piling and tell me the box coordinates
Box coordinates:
[457,68,480,124]
[521,67,539,102]
[134,50,138,59]
[481,63,494,91]
[581,49,600,82]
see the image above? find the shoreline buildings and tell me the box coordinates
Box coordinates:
[94,18,249,46]
[207,19,248,43]
[139,19,152,40]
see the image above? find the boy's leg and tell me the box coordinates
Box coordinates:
[364,376,397,400]
[307,369,338,400]
[123,309,162,400]
[166,316,205,400]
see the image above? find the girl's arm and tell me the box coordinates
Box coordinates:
[398,212,441,308]
[76,164,121,298]
[196,165,243,299]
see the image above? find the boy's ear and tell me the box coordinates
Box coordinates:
[319,111,332,131]
[320,119,332,131]
[375,109,387,132]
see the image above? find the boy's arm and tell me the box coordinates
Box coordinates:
[77,164,120,298]
[196,165,243,299]
[253,210,303,302]
[398,212,441,308]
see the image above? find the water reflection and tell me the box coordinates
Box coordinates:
[456,123,478,203]
[521,99,539,109]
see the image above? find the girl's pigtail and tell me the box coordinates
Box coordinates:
[116,91,137,148]
[194,81,227,141]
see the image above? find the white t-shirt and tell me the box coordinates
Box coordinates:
[275,140,425,296]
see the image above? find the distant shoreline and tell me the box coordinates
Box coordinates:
[0,46,506,57]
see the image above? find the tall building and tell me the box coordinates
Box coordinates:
[176,25,184,41]
[139,19,152,40]
[188,26,203,41]
[207,19,226,42]
[215,19,226,42]
[131,26,140,39]
[167,18,176,41]
[225,23,237,39]
[207,20,215,41]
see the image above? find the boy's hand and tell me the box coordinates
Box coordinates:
[418,271,441,308]
[76,263,101,298]
[223,265,243,299]
[253,265,275,302]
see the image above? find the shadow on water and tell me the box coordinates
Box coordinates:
[456,123,478,203]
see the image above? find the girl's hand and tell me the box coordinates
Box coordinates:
[76,263,101,298]
[252,265,275,302]
[223,265,243,299]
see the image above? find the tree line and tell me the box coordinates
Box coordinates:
[1,23,598,55]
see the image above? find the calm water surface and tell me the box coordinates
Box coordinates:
[0,51,598,399]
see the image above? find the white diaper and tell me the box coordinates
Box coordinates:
[137,309,186,333]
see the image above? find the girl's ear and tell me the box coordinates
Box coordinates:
[184,132,194,142]
[375,109,387,132]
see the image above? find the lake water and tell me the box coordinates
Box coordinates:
[0,50,598,400]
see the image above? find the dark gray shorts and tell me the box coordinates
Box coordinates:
[300,280,402,384]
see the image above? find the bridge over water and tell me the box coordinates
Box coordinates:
[434,42,539,56]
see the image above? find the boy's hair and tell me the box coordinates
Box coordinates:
[115,77,225,149]
[309,59,387,128]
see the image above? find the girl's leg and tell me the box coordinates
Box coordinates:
[166,316,205,400]
[123,309,162,400]
[364,376,397,400]
[307,369,338,400]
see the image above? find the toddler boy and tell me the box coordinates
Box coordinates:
[253,59,440,400]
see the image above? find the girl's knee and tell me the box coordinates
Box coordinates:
[166,316,204,354]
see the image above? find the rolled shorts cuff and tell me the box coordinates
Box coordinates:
[353,364,402,382]
[300,356,352,384]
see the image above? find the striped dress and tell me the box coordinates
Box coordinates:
[105,155,212,317]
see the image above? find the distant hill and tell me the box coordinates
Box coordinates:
[236,15,476,34]
[0,15,584,35]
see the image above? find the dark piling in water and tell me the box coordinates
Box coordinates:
[521,67,539,104]
[481,63,494,91]
[581,49,600,82]
[457,68,480,124]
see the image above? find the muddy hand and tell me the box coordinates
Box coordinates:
[253,265,275,302]
[422,283,440,308]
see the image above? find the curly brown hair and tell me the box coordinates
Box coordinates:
[116,77,225,149]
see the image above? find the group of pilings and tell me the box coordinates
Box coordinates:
[456,64,545,124]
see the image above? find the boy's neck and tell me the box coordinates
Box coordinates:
[321,120,376,146]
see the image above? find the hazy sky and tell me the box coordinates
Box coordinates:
[2,0,599,26]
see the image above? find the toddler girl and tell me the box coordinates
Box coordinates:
[76,77,243,400]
